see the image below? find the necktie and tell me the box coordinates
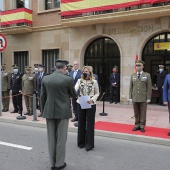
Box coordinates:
[73,71,77,79]
[40,73,42,80]
[138,73,140,79]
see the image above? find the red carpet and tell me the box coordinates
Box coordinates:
[95,121,170,139]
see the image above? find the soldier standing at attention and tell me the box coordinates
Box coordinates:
[1,64,11,112]
[10,65,23,115]
[129,60,152,133]
[22,66,36,116]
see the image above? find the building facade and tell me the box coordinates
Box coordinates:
[0,0,170,102]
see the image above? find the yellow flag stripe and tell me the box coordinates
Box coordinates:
[1,12,32,22]
[61,0,138,11]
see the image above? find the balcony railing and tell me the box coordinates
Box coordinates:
[61,2,170,19]
[0,8,32,34]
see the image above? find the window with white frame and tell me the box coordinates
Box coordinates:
[16,0,30,9]
[45,0,60,10]
[42,49,59,74]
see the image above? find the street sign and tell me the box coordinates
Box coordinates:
[0,34,7,52]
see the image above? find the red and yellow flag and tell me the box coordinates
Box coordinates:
[1,8,32,26]
[61,0,170,16]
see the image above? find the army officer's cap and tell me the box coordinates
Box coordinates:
[39,64,45,68]
[135,60,145,66]
[55,59,69,66]
[25,66,32,70]
[12,64,19,69]
[34,64,39,68]
[67,64,73,69]
[2,64,6,67]
[159,65,164,68]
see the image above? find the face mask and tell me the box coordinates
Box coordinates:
[13,69,18,74]
[159,69,163,72]
[83,73,90,79]
[136,66,141,72]
[39,68,43,72]
[34,68,38,72]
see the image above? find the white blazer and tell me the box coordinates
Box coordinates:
[75,78,99,105]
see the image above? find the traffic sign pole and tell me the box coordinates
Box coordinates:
[0,52,2,116]
[0,34,8,116]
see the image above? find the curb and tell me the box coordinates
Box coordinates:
[0,117,170,146]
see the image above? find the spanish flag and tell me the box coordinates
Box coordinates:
[61,0,170,16]
[1,8,32,26]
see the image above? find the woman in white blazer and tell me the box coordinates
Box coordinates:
[75,66,99,151]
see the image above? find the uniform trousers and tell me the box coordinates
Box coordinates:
[46,119,69,167]
[77,104,96,150]
[2,91,10,110]
[12,92,23,112]
[133,102,147,128]
[24,95,33,114]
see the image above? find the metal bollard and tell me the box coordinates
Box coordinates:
[33,94,37,121]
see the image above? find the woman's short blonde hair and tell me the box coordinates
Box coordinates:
[81,66,94,81]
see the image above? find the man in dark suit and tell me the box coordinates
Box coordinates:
[110,66,120,104]
[41,59,77,170]
[156,65,167,106]
[36,64,47,117]
[69,61,82,122]
[10,65,23,115]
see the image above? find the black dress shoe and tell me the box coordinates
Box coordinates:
[10,110,18,113]
[167,132,170,136]
[140,128,145,133]
[38,113,42,117]
[85,147,94,152]
[4,109,9,112]
[74,122,78,127]
[132,127,140,131]
[56,163,67,170]
[78,144,85,148]
[110,101,113,104]
[24,112,30,115]
[28,113,33,116]
[2,109,5,112]
[71,117,78,122]
[115,102,117,104]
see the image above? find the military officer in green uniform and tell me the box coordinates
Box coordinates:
[1,64,11,112]
[129,60,152,132]
[22,66,36,116]
[41,59,77,170]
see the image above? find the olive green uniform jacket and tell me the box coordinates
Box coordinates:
[22,74,36,94]
[129,72,152,102]
[41,70,77,119]
[1,70,11,91]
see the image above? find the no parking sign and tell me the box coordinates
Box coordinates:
[0,33,7,52]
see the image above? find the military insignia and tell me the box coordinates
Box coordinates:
[141,77,147,81]
[28,77,33,80]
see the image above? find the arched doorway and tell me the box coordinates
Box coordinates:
[84,37,121,100]
[142,32,170,81]
[142,32,170,103]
